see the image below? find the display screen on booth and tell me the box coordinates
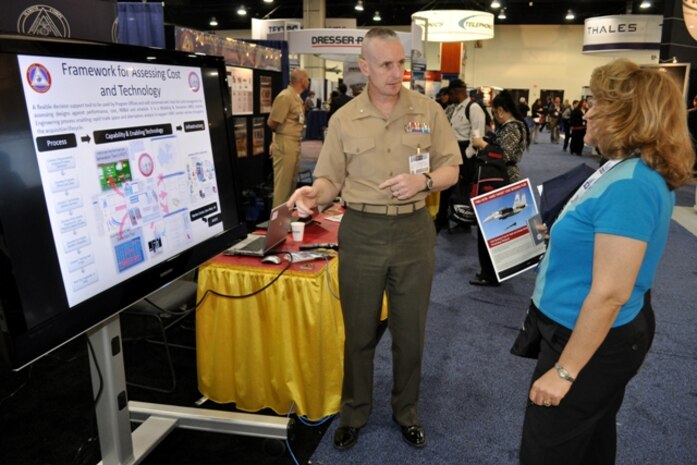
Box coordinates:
[0,35,246,369]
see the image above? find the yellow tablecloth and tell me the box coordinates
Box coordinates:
[196,256,345,420]
[426,191,440,220]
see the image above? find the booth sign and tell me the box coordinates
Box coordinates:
[582,15,662,53]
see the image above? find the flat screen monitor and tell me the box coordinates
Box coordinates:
[0,35,246,369]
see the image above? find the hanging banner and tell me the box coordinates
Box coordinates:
[252,18,357,40]
[287,28,413,61]
[2,0,117,42]
[411,10,494,42]
[252,18,302,40]
[582,15,663,53]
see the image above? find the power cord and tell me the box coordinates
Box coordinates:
[85,336,103,405]
[282,401,336,465]
[322,255,341,301]
[194,253,295,308]
[72,336,102,465]
[0,364,33,408]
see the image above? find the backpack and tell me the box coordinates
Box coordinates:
[447,142,510,227]
[470,143,510,198]
[465,100,493,130]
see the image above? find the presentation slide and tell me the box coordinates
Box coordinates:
[17,55,224,307]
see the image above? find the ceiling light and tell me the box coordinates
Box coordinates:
[237,5,247,16]
[490,0,501,8]
[565,9,575,20]
[373,11,382,22]
[263,0,274,3]
[209,16,218,27]
[498,8,507,19]
[355,0,364,12]
[640,1,651,8]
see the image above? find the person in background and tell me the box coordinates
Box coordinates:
[568,99,587,156]
[304,90,316,112]
[267,68,309,207]
[351,83,365,97]
[286,27,461,451]
[518,97,530,127]
[436,86,450,110]
[470,90,530,286]
[435,79,486,231]
[328,82,352,119]
[531,98,545,144]
[546,96,562,144]
[561,99,574,152]
[517,58,695,465]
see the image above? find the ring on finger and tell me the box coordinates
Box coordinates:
[543,401,551,407]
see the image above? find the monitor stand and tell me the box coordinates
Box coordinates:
[87,314,290,465]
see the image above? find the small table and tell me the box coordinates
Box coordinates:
[196,211,345,420]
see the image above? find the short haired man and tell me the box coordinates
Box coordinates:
[328,82,351,119]
[287,27,461,450]
[434,79,487,230]
[267,68,310,207]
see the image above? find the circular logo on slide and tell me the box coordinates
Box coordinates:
[138,153,154,177]
[26,63,52,93]
[188,72,201,92]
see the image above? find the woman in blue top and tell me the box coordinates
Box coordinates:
[518,59,695,465]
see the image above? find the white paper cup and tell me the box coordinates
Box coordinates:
[472,128,481,138]
[290,221,305,242]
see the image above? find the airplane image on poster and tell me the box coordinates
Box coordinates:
[483,192,527,223]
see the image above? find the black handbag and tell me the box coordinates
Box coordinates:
[510,307,542,359]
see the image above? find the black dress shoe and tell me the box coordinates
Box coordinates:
[469,275,500,287]
[333,425,360,450]
[393,416,426,448]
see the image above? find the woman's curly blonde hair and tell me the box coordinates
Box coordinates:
[589,59,695,190]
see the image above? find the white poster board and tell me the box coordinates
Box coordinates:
[471,178,546,282]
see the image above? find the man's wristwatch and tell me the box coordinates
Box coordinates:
[422,173,433,192]
[554,363,575,383]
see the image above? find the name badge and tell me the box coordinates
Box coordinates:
[409,148,430,174]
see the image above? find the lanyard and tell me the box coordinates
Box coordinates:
[562,159,622,212]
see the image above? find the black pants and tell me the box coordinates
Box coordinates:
[476,225,497,281]
[520,297,655,465]
[569,128,586,155]
[562,120,572,150]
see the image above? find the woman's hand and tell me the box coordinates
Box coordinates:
[536,222,549,241]
[528,368,573,407]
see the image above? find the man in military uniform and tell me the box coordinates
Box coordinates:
[286,28,461,450]
[267,68,309,207]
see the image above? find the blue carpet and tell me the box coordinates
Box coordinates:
[311,140,697,465]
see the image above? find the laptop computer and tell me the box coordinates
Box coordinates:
[225,204,291,257]
[255,205,322,230]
